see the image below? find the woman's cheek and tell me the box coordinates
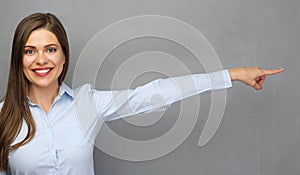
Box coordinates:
[23,55,36,68]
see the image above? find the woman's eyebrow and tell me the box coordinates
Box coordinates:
[24,44,58,48]
[45,44,58,47]
[24,45,36,48]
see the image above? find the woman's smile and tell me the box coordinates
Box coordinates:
[31,67,53,77]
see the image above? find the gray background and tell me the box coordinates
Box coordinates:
[0,0,299,175]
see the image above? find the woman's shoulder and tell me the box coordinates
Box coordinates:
[61,82,94,93]
[70,83,96,98]
[73,83,94,91]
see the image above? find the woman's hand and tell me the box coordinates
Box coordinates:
[229,67,285,90]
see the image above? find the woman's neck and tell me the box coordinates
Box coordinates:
[28,83,59,114]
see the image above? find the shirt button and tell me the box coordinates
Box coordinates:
[47,124,51,128]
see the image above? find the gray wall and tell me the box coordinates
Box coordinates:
[0,0,299,175]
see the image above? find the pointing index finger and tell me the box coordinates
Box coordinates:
[262,68,285,76]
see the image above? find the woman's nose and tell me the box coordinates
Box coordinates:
[35,51,48,65]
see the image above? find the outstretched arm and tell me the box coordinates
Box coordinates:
[229,67,284,90]
[91,67,284,121]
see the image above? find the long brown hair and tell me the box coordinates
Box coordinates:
[0,13,70,170]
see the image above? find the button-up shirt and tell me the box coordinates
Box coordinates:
[0,70,232,175]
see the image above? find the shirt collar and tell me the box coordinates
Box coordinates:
[59,82,74,99]
[27,82,74,106]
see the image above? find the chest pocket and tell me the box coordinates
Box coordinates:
[64,122,90,147]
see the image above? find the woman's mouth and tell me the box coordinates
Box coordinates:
[32,68,53,77]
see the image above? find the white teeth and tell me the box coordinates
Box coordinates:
[35,69,50,74]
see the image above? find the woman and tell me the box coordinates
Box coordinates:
[0,13,284,174]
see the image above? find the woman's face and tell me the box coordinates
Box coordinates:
[23,28,65,90]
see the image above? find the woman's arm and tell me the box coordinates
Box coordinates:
[93,70,232,121]
[92,67,284,121]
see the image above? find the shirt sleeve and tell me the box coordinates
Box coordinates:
[92,69,232,121]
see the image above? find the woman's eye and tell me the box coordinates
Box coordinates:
[24,49,35,54]
[47,48,57,53]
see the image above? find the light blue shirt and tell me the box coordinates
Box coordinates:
[0,70,232,175]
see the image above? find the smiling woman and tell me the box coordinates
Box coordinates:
[0,12,284,175]
[0,13,70,174]
[23,29,66,113]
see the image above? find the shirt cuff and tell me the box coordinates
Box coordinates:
[208,69,232,90]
